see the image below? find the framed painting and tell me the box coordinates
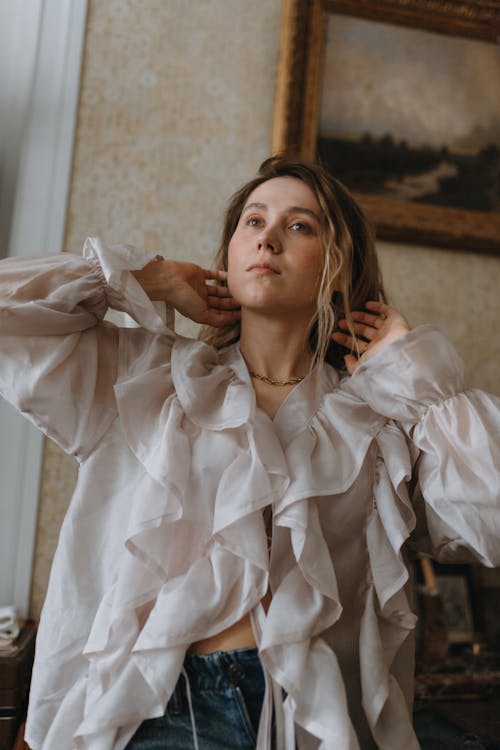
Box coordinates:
[414,556,482,654]
[436,569,476,644]
[272,0,500,253]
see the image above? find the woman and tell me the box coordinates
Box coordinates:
[0,157,498,750]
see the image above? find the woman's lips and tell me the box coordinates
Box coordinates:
[247,262,280,274]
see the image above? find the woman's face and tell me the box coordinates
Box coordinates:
[227,176,324,319]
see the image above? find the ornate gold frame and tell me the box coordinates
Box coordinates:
[272,0,500,253]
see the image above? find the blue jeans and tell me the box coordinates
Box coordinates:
[125,647,268,749]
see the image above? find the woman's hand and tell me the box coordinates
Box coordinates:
[132,258,241,327]
[331,301,410,374]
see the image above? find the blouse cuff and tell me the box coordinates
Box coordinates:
[83,236,172,334]
[346,326,466,424]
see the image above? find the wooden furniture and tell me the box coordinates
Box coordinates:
[0,626,36,750]
[415,658,500,748]
[12,723,28,750]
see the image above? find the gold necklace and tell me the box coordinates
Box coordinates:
[249,371,304,386]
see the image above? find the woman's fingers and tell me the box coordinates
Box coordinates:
[331,331,368,352]
[205,275,234,300]
[204,269,229,285]
[338,320,377,341]
[337,302,391,339]
[206,293,241,310]
[206,284,234,298]
[205,272,240,313]
[350,311,386,327]
[340,307,386,326]
[365,300,390,315]
[333,300,410,373]
[204,308,241,328]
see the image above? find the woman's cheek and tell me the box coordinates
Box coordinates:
[226,266,243,304]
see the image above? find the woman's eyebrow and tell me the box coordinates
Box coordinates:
[242,202,267,213]
[242,202,320,222]
[288,206,321,223]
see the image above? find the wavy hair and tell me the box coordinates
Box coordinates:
[199,156,386,370]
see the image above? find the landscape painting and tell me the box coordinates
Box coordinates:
[317,14,500,215]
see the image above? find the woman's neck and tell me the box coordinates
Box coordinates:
[238,311,314,381]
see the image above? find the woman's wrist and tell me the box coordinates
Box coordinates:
[131,256,176,302]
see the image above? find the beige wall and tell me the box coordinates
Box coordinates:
[29,1,500,618]
[379,241,499,393]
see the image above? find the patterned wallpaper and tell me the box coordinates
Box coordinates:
[29,0,500,618]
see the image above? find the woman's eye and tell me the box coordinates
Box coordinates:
[246,217,262,227]
[290,221,309,232]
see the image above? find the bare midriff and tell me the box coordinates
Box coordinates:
[189,588,272,654]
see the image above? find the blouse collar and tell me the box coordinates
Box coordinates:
[172,336,340,442]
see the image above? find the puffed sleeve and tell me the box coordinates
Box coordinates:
[345,325,500,566]
[0,237,169,459]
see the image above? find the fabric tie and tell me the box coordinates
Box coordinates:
[181,667,199,750]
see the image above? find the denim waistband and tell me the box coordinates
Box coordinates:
[181,646,263,692]
[165,647,265,749]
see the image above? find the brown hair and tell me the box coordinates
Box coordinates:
[200,155,386,370]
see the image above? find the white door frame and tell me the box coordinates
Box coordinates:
[0,0,88,617]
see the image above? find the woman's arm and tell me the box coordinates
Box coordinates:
[0,250,119,458]
[0,238,187,458]
[0,240,240,458]
[341,321,500,566]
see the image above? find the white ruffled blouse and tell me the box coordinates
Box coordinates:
[1,238,499,750]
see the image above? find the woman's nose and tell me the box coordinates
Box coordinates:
[257,229,282,254]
